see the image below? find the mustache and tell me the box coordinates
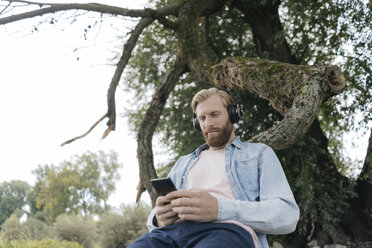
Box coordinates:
[203,127,222,133]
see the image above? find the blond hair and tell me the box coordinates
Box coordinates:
[191,88,235,113]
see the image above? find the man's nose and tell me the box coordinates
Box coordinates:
[204,116,214,127]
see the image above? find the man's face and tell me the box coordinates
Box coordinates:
[196,94,235,149]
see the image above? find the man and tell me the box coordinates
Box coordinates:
[128,88,299,248]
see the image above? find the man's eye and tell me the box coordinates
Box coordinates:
[200,117,206,121]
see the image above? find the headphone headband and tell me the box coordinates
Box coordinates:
[217,88,240,106]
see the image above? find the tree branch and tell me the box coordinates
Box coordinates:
[0,2,12,15]
[60,113,107,146]
[248,76,326,149]
[0,1,181,25]
[136,57,188,205]
[104,17,153,138]
[175,0,225,85]
[210,57,346,149]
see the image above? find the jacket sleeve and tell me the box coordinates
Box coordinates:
[216,146,300,234]
[146,207,158,231]
[145,155,188,232]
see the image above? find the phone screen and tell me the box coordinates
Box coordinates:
[150,177,177,196]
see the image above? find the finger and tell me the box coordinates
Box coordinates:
[167,188,206,201]
[157,211,180,227]
[161,210,179,220]
[178,213,203,222]
[172,206,200,215]
[156,204,173,216]
[166,189,194,200]
[171,196,199,207]
[159,216,179,227]
[156,196,171,206]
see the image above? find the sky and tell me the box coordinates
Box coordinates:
[0,0,153,207]
[0,0,370,210]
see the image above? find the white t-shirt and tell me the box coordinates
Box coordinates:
[186,148,258,247]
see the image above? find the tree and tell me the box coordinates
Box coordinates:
[2,214,24,241]
[0,180,30,227]
[22,217,51,240]
[1,0,370,247]
[54,214,97,248]
[100,203,151,248]
[32,150,122,223]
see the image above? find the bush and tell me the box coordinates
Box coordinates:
[54,214,96,248]
[100,203,151,248]
[0,238,83,248]
[2,214,24,240]
[22,217,50,240]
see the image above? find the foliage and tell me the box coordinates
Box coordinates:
[100,203,151,248]
[0,238,83,248]
[32,150,122,223]
[22,217,50,240]
[123,0,371,243]
[281,0,371,132]
[53,214,96,248]
[2,214,24,241]
[0,0,371,244]
[0,180,30,227]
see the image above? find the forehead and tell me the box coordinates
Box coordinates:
[196,94,225,115]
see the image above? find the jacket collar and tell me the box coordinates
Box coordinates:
[194,136,242,156]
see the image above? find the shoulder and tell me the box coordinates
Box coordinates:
[239,140,269,153]
[233,139,274,161]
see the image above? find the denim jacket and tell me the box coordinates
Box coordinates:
[147,136,300,248]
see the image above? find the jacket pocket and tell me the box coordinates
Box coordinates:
[235,159,260,201]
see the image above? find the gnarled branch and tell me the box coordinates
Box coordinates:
[210,57,346,149]
[136,57,188,205]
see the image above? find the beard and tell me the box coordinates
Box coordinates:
[202,119,234,148]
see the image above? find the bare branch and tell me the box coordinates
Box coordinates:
[60,113,107,146]
[0,2,11,15]
[105,17,153,138]
[0,1,181,25]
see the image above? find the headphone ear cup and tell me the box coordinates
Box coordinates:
[193,114,202,132]
[228,105,239,124]
[228,105,243,124]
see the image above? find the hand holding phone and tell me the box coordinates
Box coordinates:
[150,177,177,196]
[151,178,181,227]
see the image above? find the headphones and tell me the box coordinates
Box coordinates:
[193,88,243,132]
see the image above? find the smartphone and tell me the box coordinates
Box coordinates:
[150,177,177,196]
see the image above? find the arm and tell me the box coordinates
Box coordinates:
[146,156,188,231]
[217,146,299,234]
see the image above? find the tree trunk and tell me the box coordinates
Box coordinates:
[356,130,372,223]
[231,0,372,246]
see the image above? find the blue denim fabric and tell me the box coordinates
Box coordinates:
[147,137,300,248]
[130,221,254,248]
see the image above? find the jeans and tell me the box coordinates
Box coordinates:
[128,221,255,248]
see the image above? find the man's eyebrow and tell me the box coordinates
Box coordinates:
[201,110,221,115]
